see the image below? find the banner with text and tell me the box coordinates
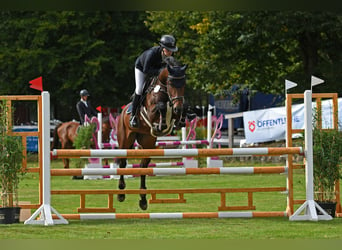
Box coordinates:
[243,98,342,144]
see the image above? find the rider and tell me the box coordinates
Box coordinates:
[76,89,98,125]
[129,34,178,128]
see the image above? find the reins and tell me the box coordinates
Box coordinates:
[139,62,186,137]
[147,77,172,105]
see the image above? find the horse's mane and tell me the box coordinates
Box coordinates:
[163,56,181,67]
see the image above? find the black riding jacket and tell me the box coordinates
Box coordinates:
[135,46,164,76]
[76,100,98,125]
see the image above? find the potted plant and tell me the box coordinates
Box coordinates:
[312,113,342,217]
[73,123,96,150]
[0,99,25,224]
[72,123,96,179]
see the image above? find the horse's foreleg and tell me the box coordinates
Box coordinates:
[63,158,69,169]
[117,158,126,202]
[158,104,168,131]
[103,159,109,166]
[139,158,151,210]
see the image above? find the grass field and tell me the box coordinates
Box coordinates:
[1,155,342,240]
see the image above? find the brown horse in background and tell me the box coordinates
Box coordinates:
[52,116,111,168]
[116,57,187,210]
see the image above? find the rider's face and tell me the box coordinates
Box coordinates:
[163,48,173,57]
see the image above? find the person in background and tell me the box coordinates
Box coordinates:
[129,34,178,128]
[76,89,98,125]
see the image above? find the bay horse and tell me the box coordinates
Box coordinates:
[116,57,187,210]
[52,116,111,168]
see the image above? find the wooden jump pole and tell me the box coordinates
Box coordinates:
[51,147,303,159]
[54,211,287,220]
[50,166,287,176]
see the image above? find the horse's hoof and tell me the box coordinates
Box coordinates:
[117,194,125,202]
[139,199,148,210]
[71,175,83,180]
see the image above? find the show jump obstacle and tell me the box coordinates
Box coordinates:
[23,91,334,225]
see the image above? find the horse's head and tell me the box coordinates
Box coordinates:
[141,57,187,136]
[165,63,187,117]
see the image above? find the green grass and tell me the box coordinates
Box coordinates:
[1,156,342,239]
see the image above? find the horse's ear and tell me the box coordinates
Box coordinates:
[167,64,175,75]
[181,64,188,71]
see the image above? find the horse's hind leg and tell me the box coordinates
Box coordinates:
[63,158,69,168]
[61,140,70,168]
[117,158,126,202]
[139,157,151,210]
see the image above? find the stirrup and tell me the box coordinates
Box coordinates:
[129,115,139,128]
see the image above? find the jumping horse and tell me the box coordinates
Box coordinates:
[52,115,111,168]
[116,56,187,210]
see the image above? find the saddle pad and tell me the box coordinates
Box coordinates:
[126,103,132,114]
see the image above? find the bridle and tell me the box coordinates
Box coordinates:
[165,74,185,105]
[145,73,185,107]
[148,72,185,108]
[139,60,187,137]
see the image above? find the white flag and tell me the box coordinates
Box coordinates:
[311,75,324,86]
[208,104,215,109]
[285,79,298,90]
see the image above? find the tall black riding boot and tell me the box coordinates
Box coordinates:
[129,94,141,128]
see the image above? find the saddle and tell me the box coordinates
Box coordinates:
[126,76,157,114]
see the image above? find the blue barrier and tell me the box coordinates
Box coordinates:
[13,126,38,152]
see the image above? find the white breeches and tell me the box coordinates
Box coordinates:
[134,67,146,95]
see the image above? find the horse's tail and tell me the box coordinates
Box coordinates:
[117,107,128,149]
[51,122,62,149]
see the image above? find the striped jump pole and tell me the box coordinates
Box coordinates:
[55,211,287,220]
[128,162,184,168]
[51,166,287,176]
[156,140,209,147]
[51,147,303,159]
[103,140,209,148]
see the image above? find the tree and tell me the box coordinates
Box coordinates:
[146,11,342,101]
[0,11,155,121]
[1,11,341,122]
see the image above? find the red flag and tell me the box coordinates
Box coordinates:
[96,106,102,112]
[29,76,43,92]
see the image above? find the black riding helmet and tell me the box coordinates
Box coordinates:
[80,89,90,97]
[159,35,178,52]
